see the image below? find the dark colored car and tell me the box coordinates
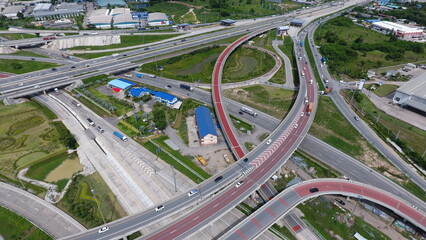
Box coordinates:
[309,187,319,193]
[239,111,243,115]
[51,68,57,71]
[243,158,248,162]
[335,198,345,205]
[214,176,223,183]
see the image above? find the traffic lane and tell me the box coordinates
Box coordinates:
[300,135,425,211]
[294,181,426,229]
[146,99,309,239]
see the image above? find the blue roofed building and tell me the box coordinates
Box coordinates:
[195,106,217,146]
[129,87,151,97]
[151,91,179,105]
[108,79,136,90]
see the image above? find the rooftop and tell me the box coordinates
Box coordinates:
[108,79,136,90]
[1,5,24,14]
[290,18,306,24]
[110,7,130,16]
[195,106,217,138]
[113,13,139,24]
[372,21,423,33]
[129,87,151,97]
[88,15,113,25]
[148,12,168,22]
[152,91,177,102]
[396,71,426,99]
[89,9,110,17]
[97,0,126,7]
[221,19,236,24]
[33,3,52,12]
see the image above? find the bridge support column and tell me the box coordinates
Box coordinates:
[15,45,18,49]
[43,90,46,95]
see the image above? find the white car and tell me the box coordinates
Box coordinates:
[236,181,244,188]
[155,205,164,212]
[266,139,272,145]
[301,112,305,116]
[187,189,198,197]
[294,123,298,128]
[98,226,109,233]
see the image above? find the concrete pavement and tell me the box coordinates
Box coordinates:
[272,39,296,90]
[0,182,86,238]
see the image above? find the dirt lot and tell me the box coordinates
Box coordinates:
[45,156,82,182]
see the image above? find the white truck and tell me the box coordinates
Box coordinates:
[240,107,257,117]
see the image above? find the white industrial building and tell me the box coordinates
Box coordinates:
[88,8,138,29]
[30,3,85,20]
[393,71,426,113]
[87,9,112,29]
[0,5,25,19]
[147,12,170,26]
[371,21,424,38]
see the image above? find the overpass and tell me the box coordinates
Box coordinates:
[221,179,426,239]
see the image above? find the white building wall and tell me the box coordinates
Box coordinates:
[201,134,217,146]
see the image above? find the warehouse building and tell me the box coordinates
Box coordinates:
[87,9,112,29]
[147,12,170,26]
[195,106,217,146]
[371,21,423,38]
[392,71,426,114]
[111,8,139,28]
[108,79,136,90]
[151,91,178,105]
[0,5,25,19]
[30,3,85,20]
[129,87,151,97]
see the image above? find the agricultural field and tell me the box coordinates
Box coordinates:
[0,101,76,187]
[223,85,296,119]
[0,206,52,240]
[0,59,60,74]
[141,45,276,84]
[69,34,180,50]
[315,16,426,79]
[56,173,127,228]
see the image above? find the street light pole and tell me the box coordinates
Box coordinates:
[91,189,107,225]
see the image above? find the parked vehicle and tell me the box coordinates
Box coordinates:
[113,131,128,141]
[223,154,230,164]
[198,156,207,166]
[124,73,132,78]
[180,84,194,91]
[155,205,164,212]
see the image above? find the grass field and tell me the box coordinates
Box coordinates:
[230,115,254,134]
[0,101,68,184]
[315,17,426,79]
[368,84,398,97]
[142,138,210,183]
[56,173,127,228]
[73,50,129,59]
[293,151,339,178]
[69,34,180,50]
[299,197,392,240]
[141,45,275,84]
[0,50,48,58]
[224,85,296,119]
[0,59,59,74]
[0,206,52,240]
[349,91,426,166]
[0,33,38,40]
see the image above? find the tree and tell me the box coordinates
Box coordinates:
[17,12,24,20]
[249,8,255,15]
[354,36,363,44]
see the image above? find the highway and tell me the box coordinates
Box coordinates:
[305,14,426,191]
[0,3,351,99]
[142,6,318,238]
[221,179,426,239]
[0,182,86,238]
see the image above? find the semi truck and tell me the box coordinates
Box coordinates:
[180,84,194,91]
[113,131,128,142]
[241,107,257,117]
[136,73,143,78]
[307,102,313,116]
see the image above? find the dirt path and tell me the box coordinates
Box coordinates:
[168,1,203,9]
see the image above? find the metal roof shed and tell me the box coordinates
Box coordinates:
[290,18,306,27]
[195,106,217,139]
[221,19,236,26]
[108,79,136,90]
